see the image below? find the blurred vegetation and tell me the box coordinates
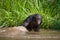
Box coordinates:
[0,0,60,30]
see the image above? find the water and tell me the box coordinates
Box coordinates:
[0,27,60,40]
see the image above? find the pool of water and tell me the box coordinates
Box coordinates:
[0,27,60,40]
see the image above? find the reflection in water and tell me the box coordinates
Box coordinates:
[0,27,60,40]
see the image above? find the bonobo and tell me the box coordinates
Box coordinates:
[22,14,42,32]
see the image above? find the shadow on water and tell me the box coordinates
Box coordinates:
[0,27,60,40]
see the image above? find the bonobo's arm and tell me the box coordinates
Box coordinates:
[22,15,32,27]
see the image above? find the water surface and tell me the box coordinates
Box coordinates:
[0,27,60,40]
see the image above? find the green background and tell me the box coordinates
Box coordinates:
[0,0,60,30]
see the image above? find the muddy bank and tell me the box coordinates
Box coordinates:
[0,26,60,40]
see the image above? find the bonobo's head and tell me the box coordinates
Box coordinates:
[32,14,42,24]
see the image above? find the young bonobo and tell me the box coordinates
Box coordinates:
[22,14,42,32]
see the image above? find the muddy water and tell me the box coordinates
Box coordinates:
[0,27,60,40]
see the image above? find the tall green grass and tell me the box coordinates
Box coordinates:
[0,0,60,30]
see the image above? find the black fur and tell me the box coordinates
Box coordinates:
[22,14,42,32]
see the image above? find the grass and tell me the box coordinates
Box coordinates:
[0,0,60,30]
